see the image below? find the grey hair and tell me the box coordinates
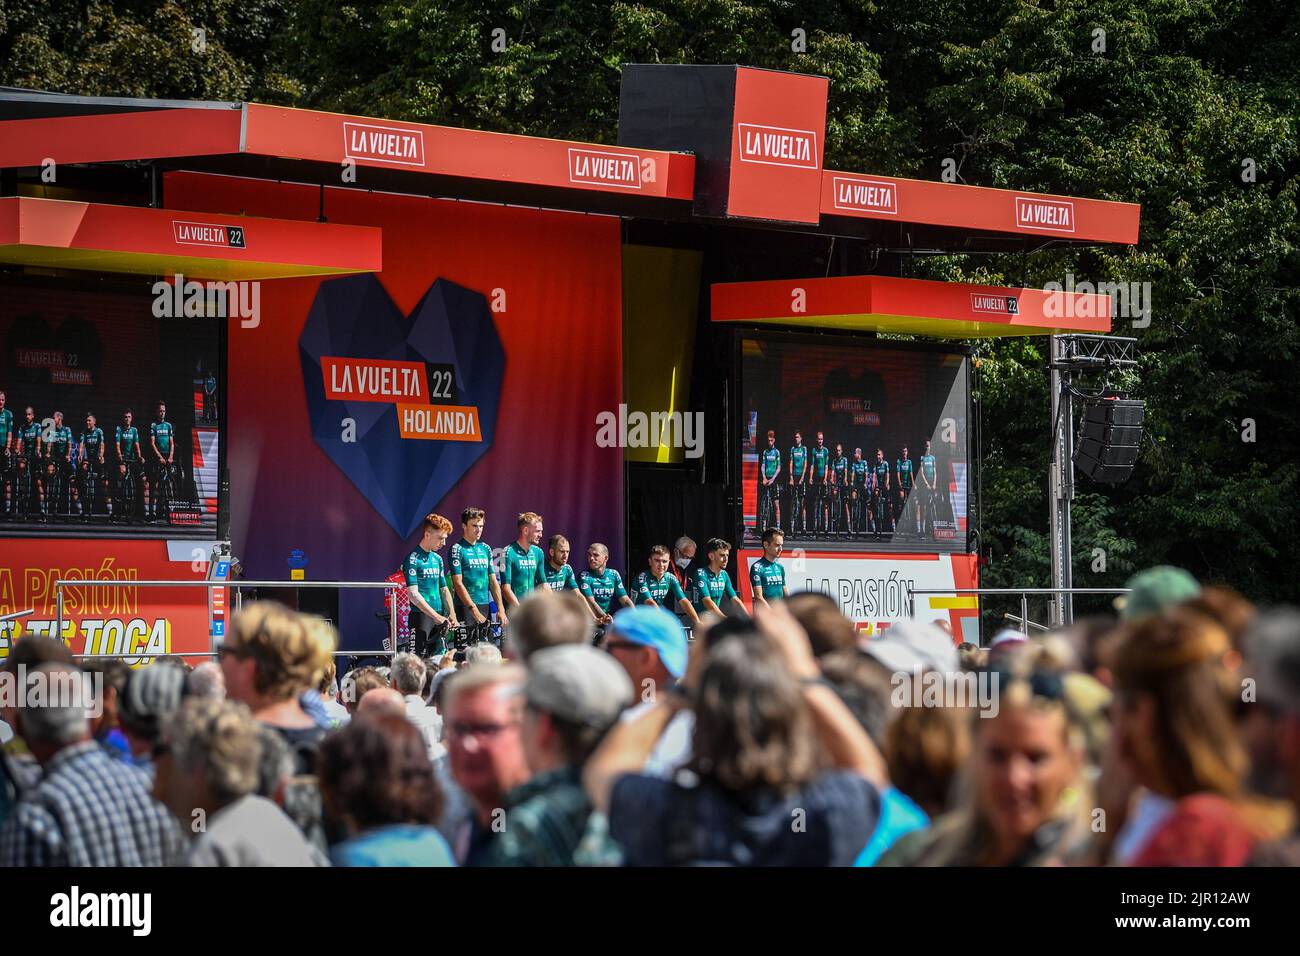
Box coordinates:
[674,536,696,553]
[168,698,261,806]
[187,661,226,700]
[15,663,91,746]
[1245,607,1300,714]
[464,643,503,667]
[390,653,427,695]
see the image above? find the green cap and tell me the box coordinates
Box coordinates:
[1116,566,1201,621]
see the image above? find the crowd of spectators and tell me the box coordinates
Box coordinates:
[0,567,1297,867]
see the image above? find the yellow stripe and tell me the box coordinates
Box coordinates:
[928,596,979,609]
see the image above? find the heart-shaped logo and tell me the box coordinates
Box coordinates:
[299,274,505,538]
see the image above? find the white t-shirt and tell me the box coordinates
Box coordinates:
[620,700,694,778]
[186,794,327,867]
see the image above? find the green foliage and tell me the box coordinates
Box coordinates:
[3,0,1297,605]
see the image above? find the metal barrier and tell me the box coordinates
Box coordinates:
[908,586,1131,643]
[52,579,404,660]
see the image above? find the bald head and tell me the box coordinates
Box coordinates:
[357,686,406,720]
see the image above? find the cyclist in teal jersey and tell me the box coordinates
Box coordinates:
[919,439,939,536]
[115,409,146,521]
[631,545,700,626]
[501,511,551,612]
[896,445,916,535]
[77,413,106,518]
[849,448,870,534]
[544,534,581,592]
[147,402,176,520]
[15,406,44,516]
[691,538,747,617]
[403,512,458,656]
[831,443,850,534]
[809,431,831,533]
[749,527,787,609]
[757,430,782,535]
[788,431,809,535]
[579,543,634,625]
[873,448,893,535]
[45,411,74,516]
[0,391,11,515]
[449,506,506,640]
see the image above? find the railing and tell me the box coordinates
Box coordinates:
[908,586,1131,642]
[52,579,404,659]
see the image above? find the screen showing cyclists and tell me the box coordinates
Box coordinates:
[740,335,970,552]
[0,279,221,532]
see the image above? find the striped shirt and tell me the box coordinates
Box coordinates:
[0,739,182,866]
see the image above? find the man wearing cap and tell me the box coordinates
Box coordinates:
[603,606,695,776]
[1116,566,1201,621]
[477,645,633,866]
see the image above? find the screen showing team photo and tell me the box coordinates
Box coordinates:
[0,278,221,536]
[739,334,971,552]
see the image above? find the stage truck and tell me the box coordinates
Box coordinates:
[0,65,1136,656]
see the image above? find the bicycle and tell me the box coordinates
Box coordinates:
[117,460,143,523]
[152,461,178,523]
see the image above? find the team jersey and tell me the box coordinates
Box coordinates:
[896,458,914,490]
[760,446,781,480]
[749,557,787,601]
[49,425,72,459]
[545,562,579,592]
[204,375,217,396]
[449,539,494,604]
[810,445,830,480]
[0,408,12,448]
[579,568,628,613]
[80,428,105,463]
[503,542,547,598]
[832,455,849,485]
[850,458,869,488]
[632,570,688,608]
[18,422,41,458]
[116,425,141,461]
[692,566,739,614]
[874,459,892,490]
[921,453,937,484]
[789,445,808,481]
[403,546,446,613]
[151,421,174,456]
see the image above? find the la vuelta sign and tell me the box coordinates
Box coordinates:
[737,123,818,168]
[343,121,427,167]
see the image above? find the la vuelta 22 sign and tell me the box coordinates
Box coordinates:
[299,274,506,539]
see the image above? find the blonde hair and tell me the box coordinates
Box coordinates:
[517,512,542,529]
[230,602,334,701]
[169,698,260,805]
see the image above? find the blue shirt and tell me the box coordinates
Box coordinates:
[330,824,456,867]
[854,787,929,867]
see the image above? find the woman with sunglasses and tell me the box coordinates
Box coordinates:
[879,660,1093,866]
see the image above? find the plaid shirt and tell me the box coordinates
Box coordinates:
[0,739,182,866]
[477,766,599,867]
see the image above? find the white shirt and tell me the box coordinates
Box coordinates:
[186,794,327,867]
[620,699,694,778]
[404,694,444,762]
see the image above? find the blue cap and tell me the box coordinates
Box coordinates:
[609,606,688,679]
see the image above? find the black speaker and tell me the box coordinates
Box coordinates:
[1075,398,1143,483]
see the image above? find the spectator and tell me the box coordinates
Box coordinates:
[506,590,591,660]
[219,601,333,773]
[479,644,632,866]
[586,605,887,866]
[81,657,132,761]
[316,657,349,728]
[118,663,189,772]
[1241,608,1300,865]
[391,653,442,760]
[463,642,502,670]
[318,715,455,866]
[956,642,986,672]
[1184,584,1256,661]
[1106,607,1255,866]
[787,592,857,658]
[188,660,226,700]
[1116,565,1200,622]
[357,687,406,720]
[0,663,181,866]
[154,698,326,866]
[883,702,972,821]
[879,666,1091,866]
[342,667,389,716]
[604,605,693,775]
[1,638,75,820]
[1058,615,1120,687]
[443,663,530,864]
